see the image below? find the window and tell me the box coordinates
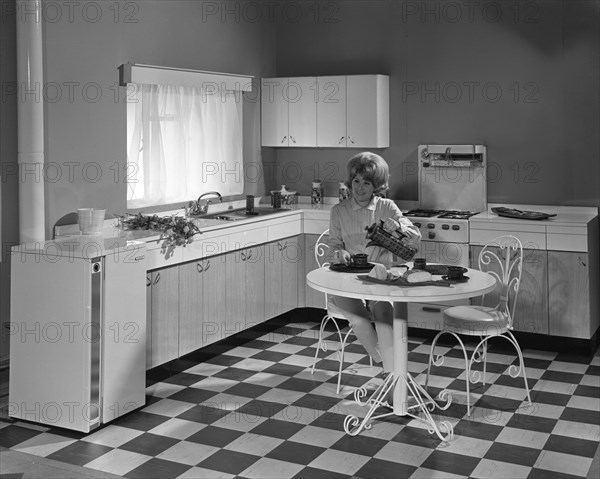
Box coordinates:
[126,84,244,208]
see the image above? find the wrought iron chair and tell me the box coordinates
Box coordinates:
[310,229,372,394]
[425,235,532,416]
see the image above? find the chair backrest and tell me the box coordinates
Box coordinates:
[314,229,330,268]
[478,235,523,328]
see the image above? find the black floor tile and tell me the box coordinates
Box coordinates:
[120,432,179,456]
[0,425,45,448]
[126,457,192,479]
[249,418,305,439]
[293,393,342,412]
[197,449,260,475]
[45,441,114,467]
[261,363,306,377]
[186,425,243,448]
[453,418,504,441]
[420,450,481,476]
[223,382,271,399]
[111,411,170,431]
[277,377,322,393]
[292,466,352,479]
[560,407,600,425]
[266,440,326,465]
[167,387,218,404]
[541,370,584,384]
[162,372,206,387]
[330,434,388,457]
[543,434,599,458]
[176,404,231,424]
[529,390,572,406]
[356,458,417,479]
[484,442,541,467]
[212,367,259,382]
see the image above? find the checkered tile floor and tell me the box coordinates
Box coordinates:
[1,315,599,479]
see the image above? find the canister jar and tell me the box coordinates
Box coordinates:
[338,182,350,202]
[311,181,323,205]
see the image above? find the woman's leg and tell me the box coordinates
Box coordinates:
[328,295,381,363]
[369,301,394,374]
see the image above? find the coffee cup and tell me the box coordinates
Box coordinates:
[351,254,368,266]
[446,266,466,280]
[413,258,427,270]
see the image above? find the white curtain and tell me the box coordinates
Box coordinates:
[127,84,244,208]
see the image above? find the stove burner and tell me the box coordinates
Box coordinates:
[437,210,479,220]
[404,209,442,218]
[404,209,479,220]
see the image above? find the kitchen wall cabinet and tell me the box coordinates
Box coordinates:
[317,75,389,148]
[261,77,317,147]
[264,237,301,318]
[147,266,179,368]
[548,252,592,338]
[226,245,265,333]
[471,246,549,335]
[261,75,389,148]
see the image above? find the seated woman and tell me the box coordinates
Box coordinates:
[328,152,421,377]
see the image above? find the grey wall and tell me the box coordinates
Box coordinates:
[271,0,600,207]
[40,0,277,235]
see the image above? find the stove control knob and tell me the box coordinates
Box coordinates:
[428,231,436,240]
[452,225,460,230]
[414,222,421,228]
[427,223,435,229]
[442,224,449,230]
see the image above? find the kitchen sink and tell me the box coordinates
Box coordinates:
[195,207,291,222]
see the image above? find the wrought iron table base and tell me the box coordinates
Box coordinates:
[343,372,455,442]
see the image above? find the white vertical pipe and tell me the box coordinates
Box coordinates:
[16,0,45,243]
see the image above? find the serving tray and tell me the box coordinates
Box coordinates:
[491,207,557,221]
[357,275,454,287]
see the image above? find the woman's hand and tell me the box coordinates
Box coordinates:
[382,218,400,233]
[334,249,352,265]
[399,224,420,240]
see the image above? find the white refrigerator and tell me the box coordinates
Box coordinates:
[9,236,147,432]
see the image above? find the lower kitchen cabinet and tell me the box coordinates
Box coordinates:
[199,255,228,347]
[548,251,594,338]
[265,236,301,318]
[147,266,179,368]
[178,256,227,356]
[471,245,549,334]
[226,245,265,333]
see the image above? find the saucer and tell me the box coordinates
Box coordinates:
[330,263,375,273]
[442,275,469,283]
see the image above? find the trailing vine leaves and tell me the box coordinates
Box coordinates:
[119,213,201,258]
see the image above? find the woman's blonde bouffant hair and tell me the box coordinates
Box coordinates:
[345,152,390,196]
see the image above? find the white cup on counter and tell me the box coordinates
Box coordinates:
[77,208,105,235]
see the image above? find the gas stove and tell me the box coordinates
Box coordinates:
[403,209,480,244]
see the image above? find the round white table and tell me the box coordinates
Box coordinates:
[306,264,497,440]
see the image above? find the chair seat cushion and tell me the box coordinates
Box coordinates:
[443,305,509,336]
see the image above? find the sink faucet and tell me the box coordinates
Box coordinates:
[186,191,222,216]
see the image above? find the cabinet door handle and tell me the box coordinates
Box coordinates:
[205,260,211,271]
[146,274,152,287]
[348,136,355,144]
[247,249,253,260]
[338,136,345,144]
[422,306,441,313]
[154,272,160,285]
[241,251,246,261]
[197,262,204,273]
[290,136,296,144]
[281,136,287,144]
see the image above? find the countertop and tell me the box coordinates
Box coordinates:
[471,203,598,227]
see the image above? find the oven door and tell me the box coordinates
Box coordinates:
[408,242,469,331]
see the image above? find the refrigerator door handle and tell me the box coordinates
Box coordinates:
[89,257,103,428]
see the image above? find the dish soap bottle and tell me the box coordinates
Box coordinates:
[311,180,323,206]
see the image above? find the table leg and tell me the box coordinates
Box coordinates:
[343,303,454,441]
